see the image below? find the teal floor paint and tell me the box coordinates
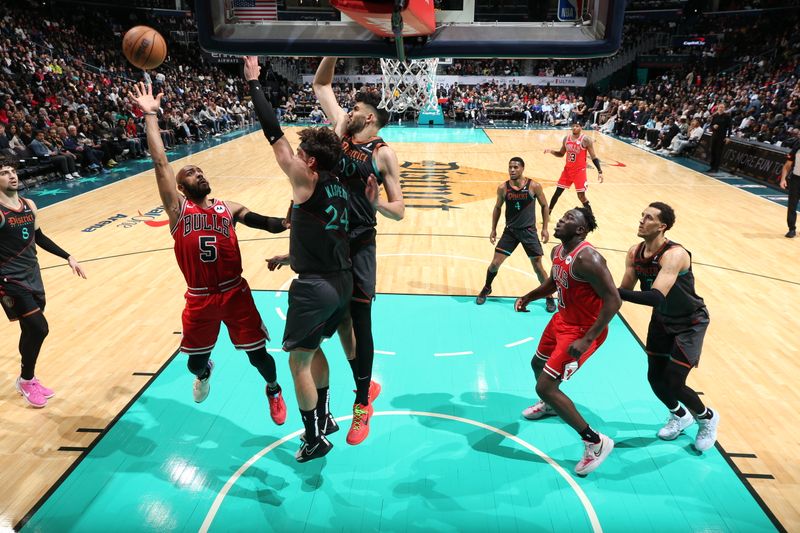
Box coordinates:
[21,293,776,532]
[378,126,492,144]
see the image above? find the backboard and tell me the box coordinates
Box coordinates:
[195,0,625,59]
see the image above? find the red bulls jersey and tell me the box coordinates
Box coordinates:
[551,241,603,326]
[564,134,587,171]
[171,199,242,296]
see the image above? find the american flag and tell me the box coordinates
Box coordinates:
[232,0,278,21]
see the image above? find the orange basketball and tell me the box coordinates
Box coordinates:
[122,26,167,70]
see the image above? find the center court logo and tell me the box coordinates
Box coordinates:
[82,206,168,232]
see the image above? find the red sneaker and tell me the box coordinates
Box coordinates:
[267,387,287,425]
[346,403,373,445]
[368,381,381,404]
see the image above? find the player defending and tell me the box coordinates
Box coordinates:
[246,57,353,462]
[130,82,287,425]
[0,155,86,407]
[313,57,405,445]
[475,156,555,311]
[617,202,719,452]
[515,207,621,475]
[545,121,603,215]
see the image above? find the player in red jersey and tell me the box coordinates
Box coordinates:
[544,121,603,215]
[515,206,621,476]
[131,82,287,425]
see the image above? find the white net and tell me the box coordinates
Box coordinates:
[379,58,440,114]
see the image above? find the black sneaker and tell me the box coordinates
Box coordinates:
[545,297,557,313]
[295,435,333,463]
[786,230,796,238]
[300,413,339,442]
[476,287,492,305]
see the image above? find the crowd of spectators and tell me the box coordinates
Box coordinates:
[0,2,256,183]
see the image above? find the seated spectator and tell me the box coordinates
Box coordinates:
[29,130,80,180]
[669,119,704,156]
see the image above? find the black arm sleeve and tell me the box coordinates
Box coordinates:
[618,288,665,307]
[241,211,288,234]
[35,229,70,260]
[592,157,602,172]
[248,80,284,145]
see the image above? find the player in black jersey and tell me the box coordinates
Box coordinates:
[245,57,351,462]
[314,57,405,446]
[476,157,555,311]
[0,155,87,408]
[617,202,719,452]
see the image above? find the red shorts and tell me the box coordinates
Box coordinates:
[557,168,588,192]
[535,312,608,380]
[180,279,269,355]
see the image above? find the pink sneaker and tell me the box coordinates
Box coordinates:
[31,377,55,399]
[16,377,47,408]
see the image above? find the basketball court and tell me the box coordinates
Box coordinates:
[3,125,797,531]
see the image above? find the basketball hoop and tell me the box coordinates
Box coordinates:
[379,58,440,114]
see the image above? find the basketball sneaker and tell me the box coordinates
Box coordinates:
[300,413,339,443]
[368,380,381,404]
[193,360,214,403]
[657,410,694,440]
[545,297,557,313]
[522,400,557,420]
[15,377,47,408]
[266,387,287,425]
[694,409,720,452]
[346,403,373,445]
[575,434,614,476]
[475,286,492,305]
[295,435,333,463]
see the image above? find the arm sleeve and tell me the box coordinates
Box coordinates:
[592,157,602,172]
[241,211,288,233]
[34,229,71,260]
[248,80,284,145]
[618,288,665,307]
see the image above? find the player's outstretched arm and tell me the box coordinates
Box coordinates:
[374,146,404,221]
[227,201,289,234]
[243,57,314,201]
[130,82,182,228]
[531,181,549,244]
[586,138,603,182]
[544,138,566,157]
[569,249,621,357]
[490,184,504,244]
[29,199,86,278]
[312,57,348,137]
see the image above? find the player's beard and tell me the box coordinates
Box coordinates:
[346,115,366,137]
[183,181,211,202]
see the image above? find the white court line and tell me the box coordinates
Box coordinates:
[377,253,536,279]
[375,350,396,355]
[505,337,535,348]
[275,307,286,321]
[267,348,282,353]
[434,351,473,357]
[198,411,602,533]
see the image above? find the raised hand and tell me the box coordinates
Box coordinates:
[243,56,261,81]
[130,82,162,114]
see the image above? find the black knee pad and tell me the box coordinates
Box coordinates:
[21,313,49,340]
[187,353,210,376]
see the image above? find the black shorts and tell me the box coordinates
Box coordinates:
[349,227,377,303]
[0,278,46,321]
[496,227,543,258]
[282,271,353,352]
[646,307,709,367]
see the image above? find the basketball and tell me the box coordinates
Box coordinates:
[122,25,167,70]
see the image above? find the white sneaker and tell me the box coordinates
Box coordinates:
[657,410,694,440]
[522,400,557,420]
[193,360,214,403]
[70,172,81,179]
[694,409,720,452]
[575,434,614,476]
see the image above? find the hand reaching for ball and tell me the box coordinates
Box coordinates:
[131,82,162,115]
